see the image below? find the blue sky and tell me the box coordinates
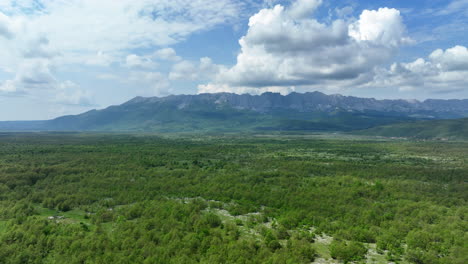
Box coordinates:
[0,0,467,120]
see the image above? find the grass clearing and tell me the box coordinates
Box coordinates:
[36,205,91,225]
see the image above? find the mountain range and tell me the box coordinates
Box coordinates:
[2,92,468,136]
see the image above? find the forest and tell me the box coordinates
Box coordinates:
[0,133,466,263]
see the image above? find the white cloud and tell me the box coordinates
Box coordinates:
[0,80,17,93]
[84,51,115,67]
[288,0,322,19]
[125,54,157,69]
[0,0,244,84]
[153,48,181,62]
[124,48,183,69]
[199,57,223,78]
[129,71,171,96]
[369,46,468,93]
[0,12,15,38]
[0,59,93,106]
[169,57,224,81]
[436,0,468,16]
[169,61,198,81]
[0,0,245,109]
[199,2,410,94]
[429,45,468,71]
[1,0,243,56]
[23,36,60,59]
[0,60,56,94]
[348,8,412,47]
[55,81,94,106]
[335,6,354,19]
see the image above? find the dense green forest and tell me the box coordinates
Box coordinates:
[0,133,466,263]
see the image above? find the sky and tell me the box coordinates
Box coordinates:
[0,0,467,120]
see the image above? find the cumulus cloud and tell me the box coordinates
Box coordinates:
[429,45,468,71]
[153,48,182,62]
[370,45,468,93]
[199,2,410,94]
[348,8,411,47]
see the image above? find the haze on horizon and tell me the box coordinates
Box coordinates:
[1,0,467,120]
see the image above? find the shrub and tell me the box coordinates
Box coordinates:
[330,240,367,263]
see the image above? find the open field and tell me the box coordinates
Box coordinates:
[0,133,466,263]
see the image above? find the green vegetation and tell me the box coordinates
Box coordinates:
[360,117,468,140]
[330,240,367,263]
[0,133,466,263]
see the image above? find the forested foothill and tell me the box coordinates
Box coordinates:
[0,133,466,263]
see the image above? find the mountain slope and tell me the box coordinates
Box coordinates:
[1,92,468,132]
[360,118,468,140]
